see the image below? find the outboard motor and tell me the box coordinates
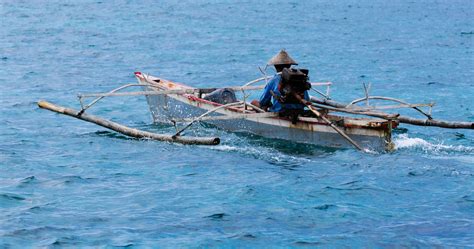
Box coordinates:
[203,88,238,104]
[279,68,311,104]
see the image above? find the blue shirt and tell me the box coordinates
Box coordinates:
[259,74,310,112]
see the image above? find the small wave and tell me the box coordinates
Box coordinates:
[10,101,39,108]
[313,204,337,210]
[112,243,135,248]
[17,176,38,187]
[0,193,26,201]
[293,241,322,246]
[48,236,80,247]
[394,134,474,153]
[204,213,228,220]
[324,186,366,191]
[461,195,474,203]
[228,233,257,240]
[45,175,97,187]
[26,202,56,213]
[9,226,72,237]
[340,180,361,186]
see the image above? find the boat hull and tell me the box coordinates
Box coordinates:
[137,73,393,151]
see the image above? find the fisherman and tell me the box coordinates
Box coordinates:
[251,50,311,115]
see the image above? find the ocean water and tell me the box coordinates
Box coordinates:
[1,0,473,247]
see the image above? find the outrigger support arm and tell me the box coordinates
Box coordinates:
[242,73,279,87]
[77,85,268,99]
[77,83,159,115]
[172,101,244,138]
[347,96,434,119]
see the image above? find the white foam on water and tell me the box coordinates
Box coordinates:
[210,145,240,152]
[394,134,474,153]
[208,143,312,165]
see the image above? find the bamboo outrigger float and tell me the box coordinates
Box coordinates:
[37,100,220,145]
[38,71,473,152]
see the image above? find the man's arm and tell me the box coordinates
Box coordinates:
[259,76,278,109]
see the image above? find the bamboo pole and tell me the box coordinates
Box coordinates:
[310,97,473,129]
[293,94,367,152]
[78,86,266,98]
[357,103,433,110]
[78,83,333,99]
[306,105,366,152]
[242,75,272,87]
[347,95,434,119]
[78,83,159,114]
[37,101,220,145]
[396,116,474,129]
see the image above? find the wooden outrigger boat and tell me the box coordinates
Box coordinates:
[134,72,398,151]
[37,70,473,153]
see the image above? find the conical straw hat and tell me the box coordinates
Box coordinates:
[267,49,298,66]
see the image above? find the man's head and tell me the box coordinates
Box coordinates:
[267,50,298,72]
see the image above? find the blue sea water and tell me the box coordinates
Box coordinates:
[1,0,473,247]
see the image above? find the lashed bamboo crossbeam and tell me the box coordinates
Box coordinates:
[359,103,434,110]
[78,83,331,99]
[78,83,159,114]
[347,96,434,119]
[78,86,264,98]
[242,72,280,87]
[242,75,273,87]
[37,101,220,145]
[311,97,473,129]
[74,88,229,98]
[314,101,430,113]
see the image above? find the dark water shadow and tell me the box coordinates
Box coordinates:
[233,132,340,157]
[197,122,341,156]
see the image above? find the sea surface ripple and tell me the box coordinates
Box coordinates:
[1,0,473,247]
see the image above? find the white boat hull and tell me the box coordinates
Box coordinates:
[137,73,393,151]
